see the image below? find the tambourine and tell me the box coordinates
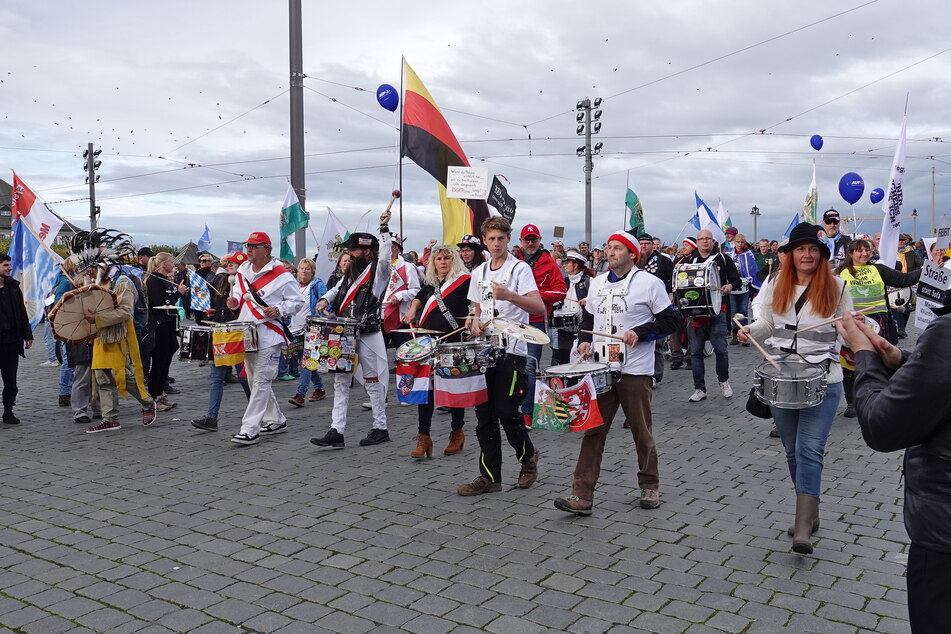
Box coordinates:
[49,285,118,344]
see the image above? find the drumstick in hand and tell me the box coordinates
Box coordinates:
[579,329,626,342]
[733,314,780,371]
[793,305,877,334]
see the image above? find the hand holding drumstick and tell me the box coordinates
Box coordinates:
[734,314,781,371]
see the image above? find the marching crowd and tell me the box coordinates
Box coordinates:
[2,205,949,629]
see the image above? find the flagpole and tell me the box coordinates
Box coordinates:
[398,56,405,240]
[672,220,692,244]
[623,170,630,228]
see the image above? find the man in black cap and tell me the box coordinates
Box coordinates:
[136,247,154,273]
[638,234,674,385]
[822,209,851,266]
[312,210,393,449]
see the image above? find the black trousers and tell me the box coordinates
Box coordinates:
[0,343,20,411]
[417,400,464,435]
[474,354,534,482]
[908,542,951,633]
[147,322,179,398]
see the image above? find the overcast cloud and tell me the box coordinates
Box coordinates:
[2,0,949,254]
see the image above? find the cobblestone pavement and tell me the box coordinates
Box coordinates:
[0,323,914,633]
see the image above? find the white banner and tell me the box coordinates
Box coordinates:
[315,208,349,285]
[878,115,907,271]
[446,166,489,200]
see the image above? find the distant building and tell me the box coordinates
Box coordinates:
[0,177,83,243]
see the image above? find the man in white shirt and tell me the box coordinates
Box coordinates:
[226,232,305,445]
[460,217,546,496]
[554,229,678,515]
[383,235,421,350]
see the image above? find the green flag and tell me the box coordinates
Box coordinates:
[626,188,644,235]
[280,185,308,261]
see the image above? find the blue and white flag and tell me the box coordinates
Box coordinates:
[783,212,800,240]
[187,270,212,312]
[695,192,726,244]
[196,225,211,253]
[227,240,243,255]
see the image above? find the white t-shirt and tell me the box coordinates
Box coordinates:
[467,254,538,356]
[585,268,670,376]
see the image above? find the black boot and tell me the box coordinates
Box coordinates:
[311,428,345,448]
[2,410,20,425]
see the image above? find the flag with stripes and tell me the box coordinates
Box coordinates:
[188,270,212,312]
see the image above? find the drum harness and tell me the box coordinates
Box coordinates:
[594,269,640,373]
[776,284,836,373]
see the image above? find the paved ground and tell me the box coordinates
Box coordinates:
[0,322,915,633]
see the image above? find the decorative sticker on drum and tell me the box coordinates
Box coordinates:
[677,272,688,279]
[329,347,341,359]
[318,344,329,356]
[607,344,622,363]
[304,357,319,371]
[334,325,344,334]
[694,277,704,286]
[327,358,337,369]
[685,290,700,300]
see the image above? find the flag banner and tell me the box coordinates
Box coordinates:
[227,240,243,255]
[316,208,349,285]
[716,200,733,231]
[10,172,64,250]
[196,224,211,252]
[187,270,212,312]
[212,328,245,367]
[433,373,488,408]
[803,162,818,224]
[280,185,308,261]
[395,362,431,404]
[626,188,644,234]
[688,210,701,231]
[401,60,490,244]
[879,115,908,271]
[531,375,604,432]
[695,192,726,244]
[783,212,800,239]
[487,175,517,222]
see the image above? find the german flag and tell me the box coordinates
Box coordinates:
[401,61,490,244]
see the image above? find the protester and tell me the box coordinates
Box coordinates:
[0,253,34,424]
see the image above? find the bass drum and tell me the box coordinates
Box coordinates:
[672,260,722,316]
[887,286,913,313]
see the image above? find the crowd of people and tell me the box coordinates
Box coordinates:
[4,207,940,570]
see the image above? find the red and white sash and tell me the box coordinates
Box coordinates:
[237,266,290,343]
[420,273,470,326]
[339,263,373,313]
[383,263,410,332]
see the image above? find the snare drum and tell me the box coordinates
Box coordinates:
[541,362,613,394]
[304,316,360,373]
[432,339,504,377]
[179,325,214,361]
[551,309,580,333]
[211,322,259,366]
[753,360,827,409]
[396,336,437,364]
[672,260,722,316]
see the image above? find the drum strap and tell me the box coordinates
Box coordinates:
[597,269,639,335]
[779,285,811,354]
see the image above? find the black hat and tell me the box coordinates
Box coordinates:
[822,208,841,223]
[637,233,654,242]
[457,234,485,250]
[780,223,830,260]
[340,232,379,251]
[137,247,155,258]
[389,233,404,252]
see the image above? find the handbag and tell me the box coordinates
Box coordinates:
[746,387,772,419]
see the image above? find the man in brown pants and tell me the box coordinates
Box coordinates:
[553,229,678,515]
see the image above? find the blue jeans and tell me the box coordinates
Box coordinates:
[520,343,543,416]
[58,357,73,397]
[686,312,729,391]
[771,381,842,496]
[208,364,251,419]
[43,320,57,362]
[728,292,750,332]
[296,367,324,396]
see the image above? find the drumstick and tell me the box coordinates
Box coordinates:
[793,305,878,334]
[434,326,468,343]
[579,329,626,342]
[732,314,781,371]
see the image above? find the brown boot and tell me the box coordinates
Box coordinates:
[787,517,819,537]
[517,451,539,489]
[410,434,433,459]
[792,494,820,554]
[444,429,465,455]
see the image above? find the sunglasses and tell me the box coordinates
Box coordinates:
[824,219,840,225]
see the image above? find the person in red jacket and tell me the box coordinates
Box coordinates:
[515,224,567,425]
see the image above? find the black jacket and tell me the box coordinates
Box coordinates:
[854,314,951,552]
[0,277,34,356]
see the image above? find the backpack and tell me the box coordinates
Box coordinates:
[117,267,149,333]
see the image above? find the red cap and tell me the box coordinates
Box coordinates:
[244,231,271,246]
[607,231,640,260]
[226,252,248,264]
[520,224,541,239]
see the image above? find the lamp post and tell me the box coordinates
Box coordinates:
[575,97,603,245]
[750,205,761,242]
[912,208,918,240]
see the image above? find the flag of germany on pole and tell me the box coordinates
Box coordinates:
[401,60,490,245]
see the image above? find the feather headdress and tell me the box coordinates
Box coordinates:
[66,228,136,274]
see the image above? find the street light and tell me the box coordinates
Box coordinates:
[912,208,919,239]
[750,205,761,242]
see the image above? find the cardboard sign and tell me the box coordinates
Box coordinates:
[915,259,951,329]
[553,226,565,239]
[446,166,489,200]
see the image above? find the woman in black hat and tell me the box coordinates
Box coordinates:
[738,222,853,555]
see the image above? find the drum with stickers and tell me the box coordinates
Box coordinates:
[432,338,505,377]
[179,325,214,361]
[304,316,360,373]
[211,321,259,366]
[541,362,613,394]
[672,260,722,316]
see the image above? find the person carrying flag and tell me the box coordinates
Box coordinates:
[311,210,393,449]
[399,244,471,459]
[226,232,304,445]
[554,229,678,515]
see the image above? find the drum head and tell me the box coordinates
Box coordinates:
[49,285,117,344]
[491,318,550,345]
[546,362,608,376]
[758,360,825,379]
[396,336,437,362]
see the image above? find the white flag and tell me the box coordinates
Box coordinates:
[803,162,818,225]
[315,208,349,284]
[878,115,908,270]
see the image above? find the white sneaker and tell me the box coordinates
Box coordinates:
[688,389,707,402]
[361,401,372,410]
[40,360,60,367]
[720,381,733,398]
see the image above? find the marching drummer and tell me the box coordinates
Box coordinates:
[550,249,590,365]
[311,210,394,449]
[460,216,545,496]
[737,222,853,555]
[683,228,741,402]
[225,232,304,445]
[553,229,677,515]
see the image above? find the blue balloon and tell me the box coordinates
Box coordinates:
[376,84,399,112]
[810,134,823,151]
[838,172,865,205]
[869,188,885,204]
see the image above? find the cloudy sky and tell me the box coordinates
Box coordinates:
[2,0,949,254]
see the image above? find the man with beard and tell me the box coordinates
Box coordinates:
[637,234,674,385]
[822,209,852,267]
[311,210,393,449]
[516,224,566,426]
